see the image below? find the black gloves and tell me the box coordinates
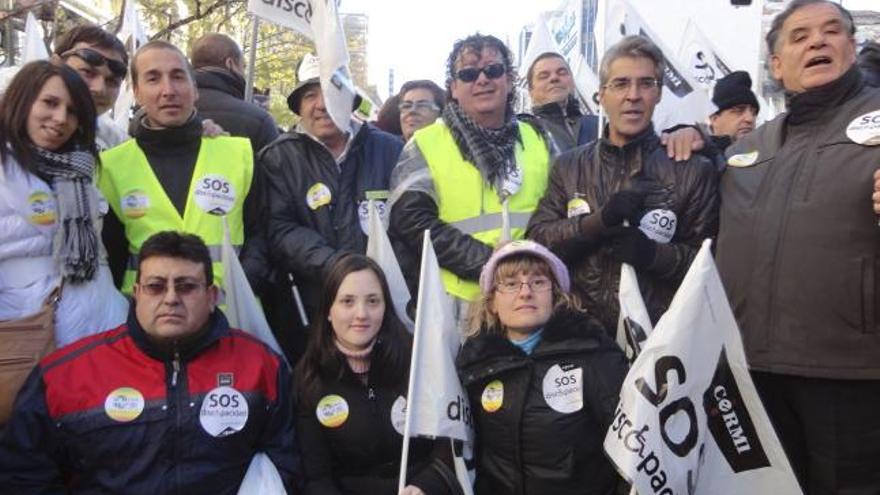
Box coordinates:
[601,190,646,228]
[606,226,657,269]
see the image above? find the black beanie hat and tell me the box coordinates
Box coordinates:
[712,71,760,115]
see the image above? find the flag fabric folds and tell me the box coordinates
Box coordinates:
[604,240,802,495]
[366,200,414,332]
[22,13,48,63]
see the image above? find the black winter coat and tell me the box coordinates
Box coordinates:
[456,310,628,495]
[295,362,456,495]
[194,68,280,155]
[526,127,719,330]
[260,123,403,317]
[528,97,599,153]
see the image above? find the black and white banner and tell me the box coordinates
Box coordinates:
[604,240,802,495]
[677,20,733,95]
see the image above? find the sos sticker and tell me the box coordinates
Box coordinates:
[200,386,249,437]
[104,387,145,422]
[481,380,504,413]
[846,110,880,146]
[542,364,583,414]
[391,395,407,435]
[639,209,678,244]
[194,174,236,215]
[727,151,759,168]
[358,199,388,234]
[316,394,349,428]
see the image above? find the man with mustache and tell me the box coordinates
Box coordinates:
[527,35,719,334]
[716,1,880,492]
[707,70,760,149]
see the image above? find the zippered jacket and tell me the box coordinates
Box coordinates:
[0,309,301,494]
[456,310,628,495]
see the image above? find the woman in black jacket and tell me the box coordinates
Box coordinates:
[294,253,457,495]
[457,240,628,495]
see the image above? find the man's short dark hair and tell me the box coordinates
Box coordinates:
[526,52,569,90]
[445,34,516,98]
[399,79,447,111]
[191,33,243,70]
[137,231,214,285]
[54,24,128,65]
[131,40,195,86]
[766,0,855,56]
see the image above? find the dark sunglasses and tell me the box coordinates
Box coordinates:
[139,280,206,297]
[62,48,128,79]
[455,63,506,83]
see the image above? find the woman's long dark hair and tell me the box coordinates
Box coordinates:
[0,61,98,174]
[295,254,411,404]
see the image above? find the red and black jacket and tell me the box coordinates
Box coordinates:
[0,309,301,494]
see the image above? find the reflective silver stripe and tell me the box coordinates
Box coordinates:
[126,244,241,270]
[449,212,532,235]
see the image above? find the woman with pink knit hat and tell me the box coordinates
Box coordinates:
[456,240,628,495]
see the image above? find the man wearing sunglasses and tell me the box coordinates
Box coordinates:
[388,34,552,310]
[0,231,301,493]
[527,35,719,334]
[53,25,130,150]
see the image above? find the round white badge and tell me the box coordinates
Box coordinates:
[639,209,678,244]
[390,395,407,435]
[104,387,145,422]
[194,174,237,215]
[481,380,504,413]
[199,386,249,437]
[306,183,332,210]
[727,151,759,168]
[846,110,880,146]
[316,394,349,428]
[567,198,591,218]
[542,364,583,414]
[358,199,388,235]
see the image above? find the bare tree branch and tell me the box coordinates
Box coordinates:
[149,0,240,40]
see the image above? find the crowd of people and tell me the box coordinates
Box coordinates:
[0,0,879,493]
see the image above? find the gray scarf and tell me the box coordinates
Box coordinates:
[31,146,99,284]
[442,101,522,192]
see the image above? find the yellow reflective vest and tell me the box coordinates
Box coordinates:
[414,121,550,301]
[98,137,253,293]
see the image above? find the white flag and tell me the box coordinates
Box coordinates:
[365,200,414,332]
[604,240,802,495]
[22,13,48,63]
[309,0,355,134]
[246,0,312,38]
[399,231,474,494]
[602,0,713,130]
[678,19,733,94]
[117,0,148,49]
[570,52,600,115]
[520,12,560,81]
[220,218,285,359]
[616,262,652,363]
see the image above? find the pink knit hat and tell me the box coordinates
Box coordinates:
[479,240,571,294]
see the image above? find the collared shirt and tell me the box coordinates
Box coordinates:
[296,120,362,168]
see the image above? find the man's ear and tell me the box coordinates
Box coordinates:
[207,284,219,309]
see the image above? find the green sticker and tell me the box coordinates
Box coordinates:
[365,190,390,200]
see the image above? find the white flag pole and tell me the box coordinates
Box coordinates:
[245,16,259,103]
[397,230,432,492]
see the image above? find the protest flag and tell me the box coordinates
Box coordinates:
[398,231,474,494]
[220,217,286,360]
[22,13,48,63]
[604,240,802,495]
[678,19,733,94]
[616,262,653,363]
[366,199,414,332]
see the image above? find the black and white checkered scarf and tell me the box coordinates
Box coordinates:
[31,145,98,283]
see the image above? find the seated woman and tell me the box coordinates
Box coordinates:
[457,240,628,495]
[294,253,459,495]
[0,61,128,422]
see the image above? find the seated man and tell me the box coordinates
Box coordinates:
[527,35,719,332]
[0,231,300,494]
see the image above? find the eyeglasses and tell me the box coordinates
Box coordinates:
[495,278,552,294]
[398,100,440,114]
[61,48,128,80]
[603,77,661,93]
[139,280,206,297]
[455,63,506,83]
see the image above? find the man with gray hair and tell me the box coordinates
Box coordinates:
[716,1,880,492]
[527,35,718,333]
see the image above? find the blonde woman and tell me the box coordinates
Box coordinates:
[456,240,628,495]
